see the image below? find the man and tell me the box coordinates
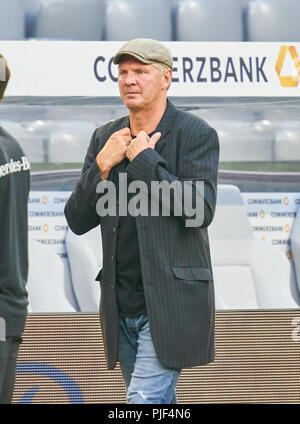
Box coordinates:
[0,54,30,403]
[65,38,219,404]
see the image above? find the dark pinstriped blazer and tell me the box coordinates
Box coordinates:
[64,100,219,370]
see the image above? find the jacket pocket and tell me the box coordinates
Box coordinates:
[171,266,213,282]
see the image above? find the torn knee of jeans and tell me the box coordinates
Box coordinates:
[137,391,148,400]
[127,389,148,401]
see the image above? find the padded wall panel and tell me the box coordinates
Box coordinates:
[12,310,300,403]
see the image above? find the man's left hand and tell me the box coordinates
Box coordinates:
[126,131,161,161]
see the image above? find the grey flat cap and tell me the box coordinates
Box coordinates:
[113,38,173,69]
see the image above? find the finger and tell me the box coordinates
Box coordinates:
[125,145,133,161]
[137,130,148,137]
[118,127,131,136]
[136,130,149,142]
[149,132,161,148]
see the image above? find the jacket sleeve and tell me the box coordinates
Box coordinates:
[125,125,219,228]
[64,130,103,235]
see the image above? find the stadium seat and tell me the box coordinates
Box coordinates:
[65,226,101,312]
[176,0,243,41]
[105,0,172,41]
[0,0,25,40]
[34,0,106,40]
[247,0,300,41]
[27,237,78,312]
[291,208,300,296]
[209,185,300,309]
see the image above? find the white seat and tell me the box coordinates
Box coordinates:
[291,208,300,296]
[34,0,106,40]
[27,237,77,312]
[247,0,300,41]
[0,0,25,40]
[177,0,243,41]
[65,226,101,312]
[209,185,300,309]
[105,0,172,41]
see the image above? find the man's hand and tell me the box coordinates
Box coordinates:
[126,131,161,162]
[96,128,131,180]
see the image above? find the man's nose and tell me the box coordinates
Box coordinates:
[124,72,137,85]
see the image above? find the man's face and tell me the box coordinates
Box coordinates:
[118,58,170,111]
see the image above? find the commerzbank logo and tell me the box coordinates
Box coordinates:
[275,46,300,87]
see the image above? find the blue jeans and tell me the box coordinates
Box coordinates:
[118,314,180,404]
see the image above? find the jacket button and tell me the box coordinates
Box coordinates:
[112,226,117,233]
[111,256,115,262]
[110,284,115,291]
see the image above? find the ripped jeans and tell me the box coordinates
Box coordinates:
[118,314,181,404]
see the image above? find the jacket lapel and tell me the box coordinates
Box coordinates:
[111,116,130,176]
[153,100,178,154]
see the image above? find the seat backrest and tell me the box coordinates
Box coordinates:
[176,0,243,41]
[291,207,300,294]
[209,185,259,308]
[0,0,25,40]
[105,0,172,41]
[209,185,300,309]
[27,237,77,312]
[34,0,106,40]
[209,185,254,265]
[65,226,101,312]
[247,0,300,41]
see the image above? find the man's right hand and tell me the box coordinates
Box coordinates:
[96,128,131,180]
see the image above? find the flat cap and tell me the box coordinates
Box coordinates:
[113,38,173,69]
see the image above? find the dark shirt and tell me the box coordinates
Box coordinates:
[0,127,30,336]
[115,156,147,318]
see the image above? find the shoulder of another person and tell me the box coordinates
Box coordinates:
[0,127,25,154]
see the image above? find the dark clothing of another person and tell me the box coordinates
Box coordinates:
[0,127,30,403]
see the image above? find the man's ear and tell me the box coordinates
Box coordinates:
[162,69,172,91]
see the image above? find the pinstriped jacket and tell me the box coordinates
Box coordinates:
[64,100,219,370]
